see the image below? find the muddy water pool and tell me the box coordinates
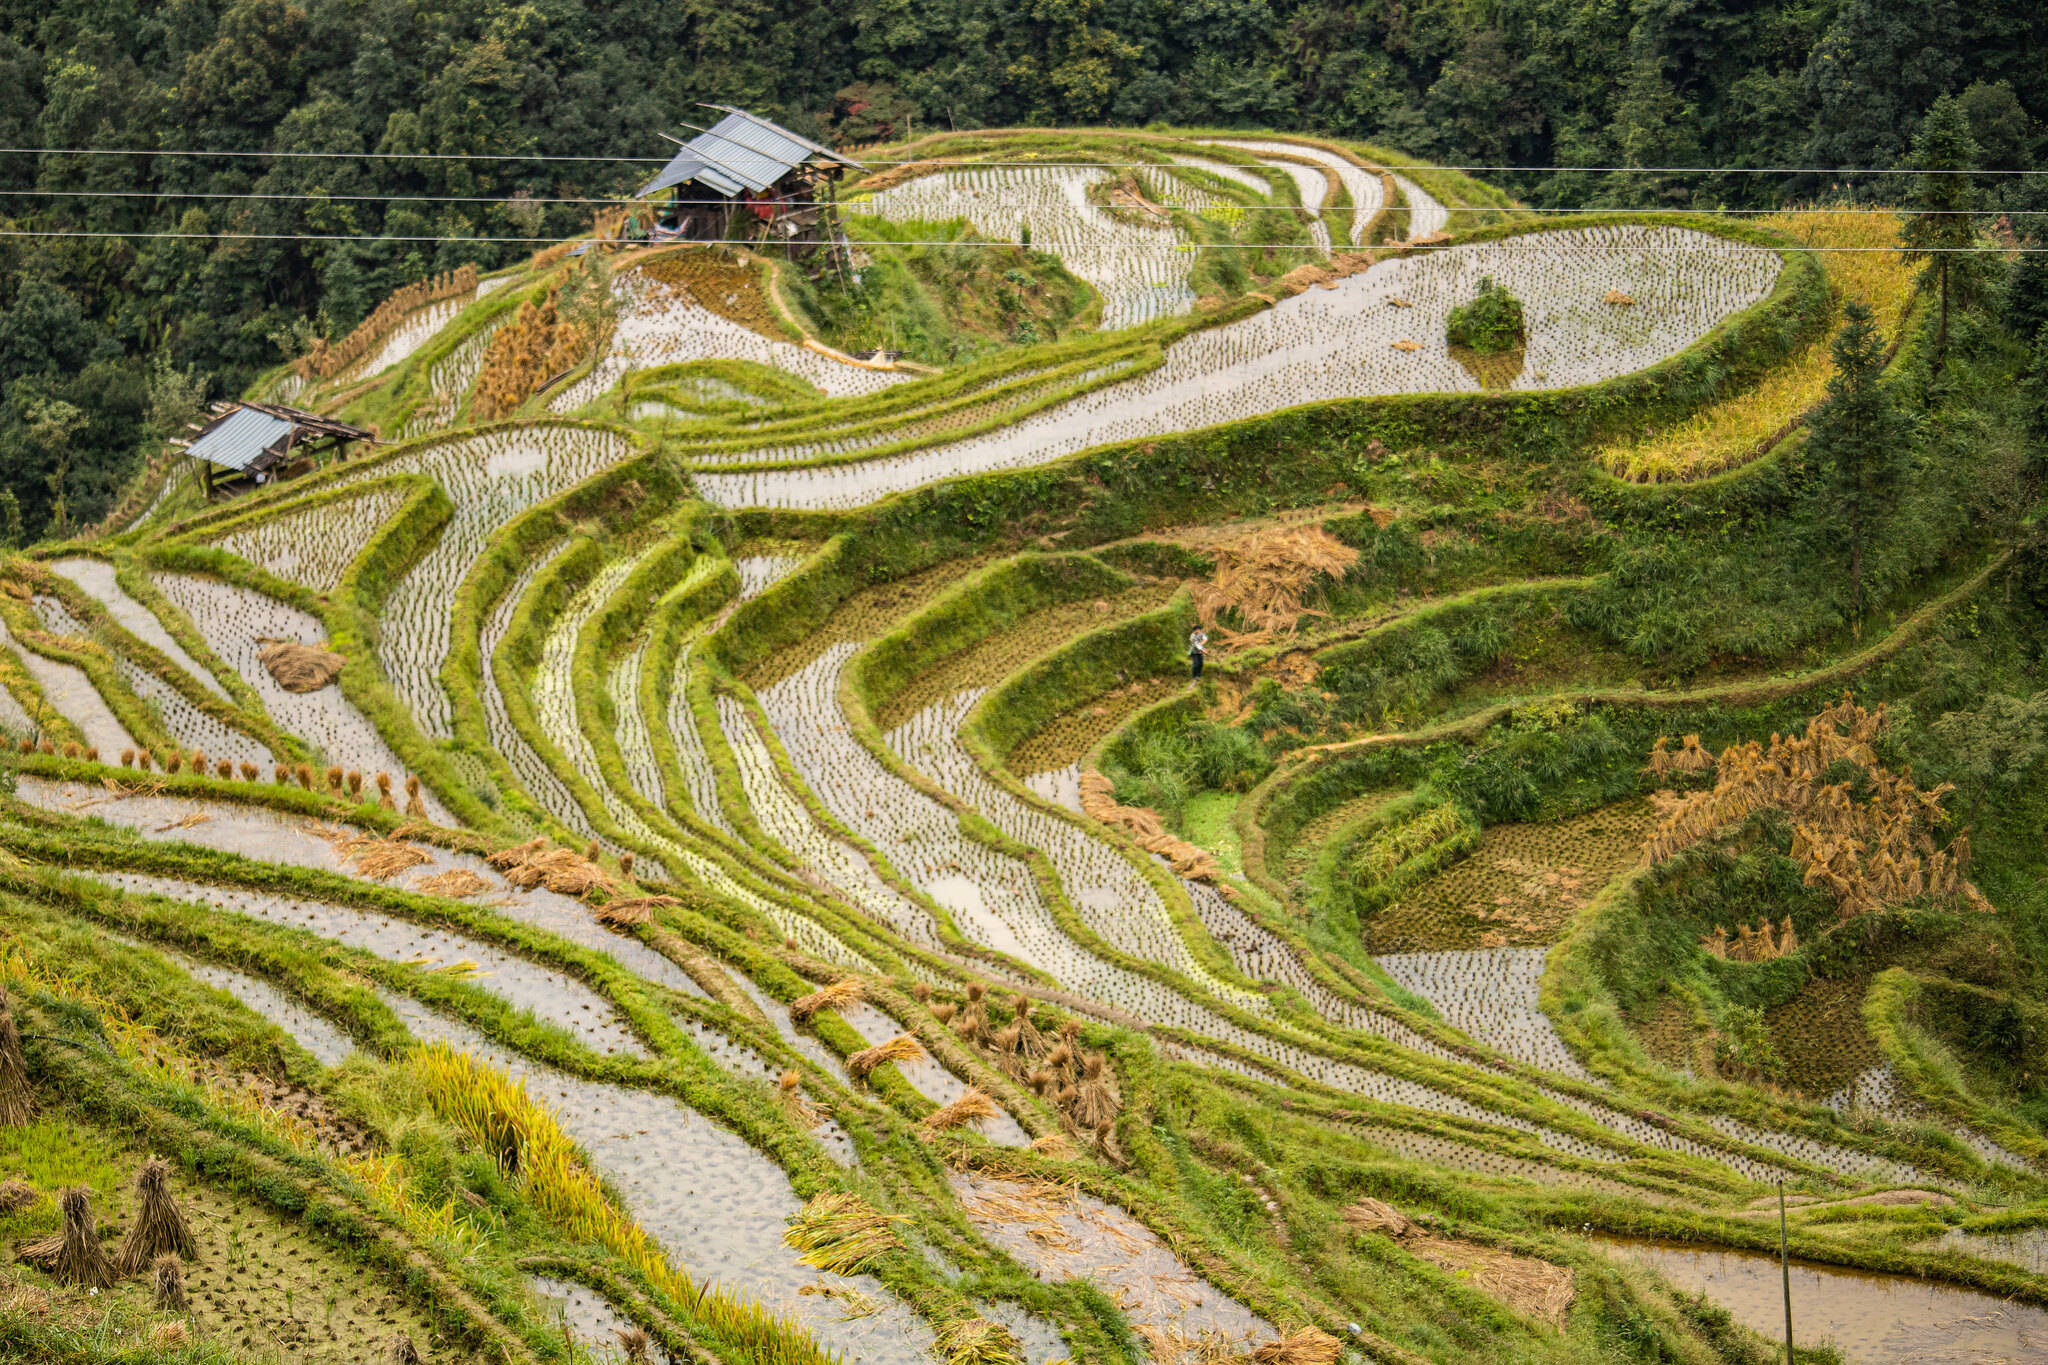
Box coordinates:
[952,1171,1270,1344]
[387,995,931,1365]
[530,1275,670,1363]
[1599,1236,2048,1364]
[91,870,647,1058]
[17,777,705,996]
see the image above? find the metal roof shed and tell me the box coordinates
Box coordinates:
[179,401,375,500]
[638,106,864,200]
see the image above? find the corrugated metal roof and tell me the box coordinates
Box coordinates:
[188,406,292,472]
[638,108,862,200]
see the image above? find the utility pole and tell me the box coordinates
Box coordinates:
[1778,1178,1794,1365]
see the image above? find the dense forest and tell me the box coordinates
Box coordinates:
[0,0,2044,541]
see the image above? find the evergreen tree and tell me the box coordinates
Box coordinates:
[1901,93,1983,373]
[1805,301,1913,619]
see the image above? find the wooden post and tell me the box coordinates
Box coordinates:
[1778,1179,1794,1365]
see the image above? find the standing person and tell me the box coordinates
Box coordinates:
[1188,626,1209,683]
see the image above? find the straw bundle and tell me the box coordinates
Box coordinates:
[256,639,346,692]
[414,868,491,899]
[1187,524,1358,634]
[778,1069,822,1128]
[117,1156,196,1272]
[783,1192,905,1274]
[849,1033,924,1079]
[153,1253,188,1310]
[0,985,34,1125]
[1640,694,1981,920]
[0,1178,34,1213]
[617,1326,652,1363]
[789,978,863,1022]
[934,1317,1024,1365]
[1027,1133,1074,1159]
[1010,996,1048,1059]
[403,774,426,818]
[486,839,616,898]
[957,983,991,1045]
[922,1087,1002,1138]
[1071,1054,1119,1128]
[592,894,679,927]
[18,1187,117,1288]
[1078,772,1223,880]
[1250,1329,1342,1365]
[388,1332,423,1365]
[323,830,432,881]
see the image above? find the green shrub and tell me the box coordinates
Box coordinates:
[1444,275,1526,354]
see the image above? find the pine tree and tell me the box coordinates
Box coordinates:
[1806,301,1913,619]
[1900,94,1982,374]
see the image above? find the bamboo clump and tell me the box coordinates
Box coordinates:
[1640,694,1984,920]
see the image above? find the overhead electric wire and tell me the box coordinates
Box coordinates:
[2,145,2043,175]
[0,226,2033,252]
[0,187,2028,215]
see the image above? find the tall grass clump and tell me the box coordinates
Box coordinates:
[407,1045,837,1365]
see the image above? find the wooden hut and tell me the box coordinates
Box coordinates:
[637,106,864,270]
[177,402,373,500]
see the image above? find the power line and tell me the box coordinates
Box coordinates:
[2,145,2044,175]
[0,187,2028,215]
[0,227,2032,252]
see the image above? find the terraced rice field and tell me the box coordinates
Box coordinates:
[4,125,2036,1365]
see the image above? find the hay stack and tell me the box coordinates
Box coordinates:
[0,985,34,1125]
[616,1326,652,1363]
[1010,996,1048,1059]
[486,839,615,898]
[593,894,679,928]
[1250,1328,1342,1365]
[957,983,991,1045]
[388,1332,423,1365]
[18,1187,117,1289]
[153,1253,188,1310]
[414,869,491,899]
[0,1178,34,1213]
[256,639,347,692]
[117,1156,196,1273]
[1188,524,1358,635]
[1071,1054,1119,1128]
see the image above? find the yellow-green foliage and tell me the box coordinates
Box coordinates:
[1597,209,1913,482]
[783,1190,905,1275]
[407,1044,836,1365]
